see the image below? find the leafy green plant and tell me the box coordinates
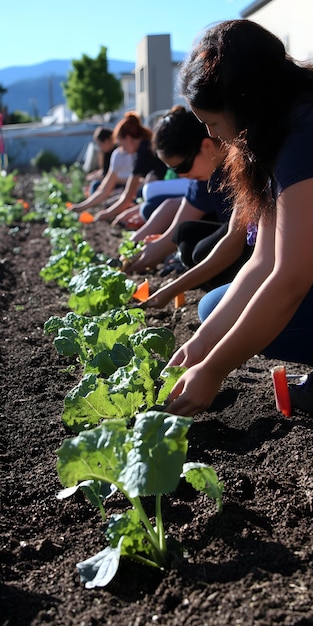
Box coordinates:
[66,163,86,203]
[0,202,24,224]
[44,307,179,430]
[31,149,60,172]
[0,170,18,204]
[42,226,84,252]
[33,174,70,209]
[67,264,137,315]
[44,308,146,373]
[56,411,224,588]
[40,241,101,288]
[118,233,145,270]
[60,363,184,431]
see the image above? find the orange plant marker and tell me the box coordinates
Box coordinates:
[271,365,292,417]
[174,292,185,308]
[133,279,149,302]
[79,211,94,223]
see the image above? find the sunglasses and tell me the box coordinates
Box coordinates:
[169,150,198,174]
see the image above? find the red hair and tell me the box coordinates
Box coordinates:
[113,111,152,142]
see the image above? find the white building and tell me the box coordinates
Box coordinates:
[241,0,313,61]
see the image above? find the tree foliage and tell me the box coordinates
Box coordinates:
[63,47,124,119]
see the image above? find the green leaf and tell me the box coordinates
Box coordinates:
[68,265,137,315]
[57,480,116,508]
[77,539,123,588]
[57,420,130,488]
[118,237,145,261]
[105,509,150,556]
[130,327,175,361]
[62,373,146,430]
[119,411,192,497]
[156,366,187,405]
[182,462,224,512]
[45,309,145,372]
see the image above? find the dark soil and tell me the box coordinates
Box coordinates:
[1,175,313,626]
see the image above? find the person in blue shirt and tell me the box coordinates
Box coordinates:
[164,19,313,417]
[127,106,251,279]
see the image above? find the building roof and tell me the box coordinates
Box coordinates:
[241,0,272,17]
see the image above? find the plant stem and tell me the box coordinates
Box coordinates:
[129,553,162,569]
[155,494,166,553]
[129,495,167,567]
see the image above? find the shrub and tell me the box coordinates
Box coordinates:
[31,149,60,172]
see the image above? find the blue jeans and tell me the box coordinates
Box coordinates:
[198,283,313,367]
[139,194,182,221]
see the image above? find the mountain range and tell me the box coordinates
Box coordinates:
[0,59,136,118]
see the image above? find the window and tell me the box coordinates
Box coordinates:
[139,67,145,93]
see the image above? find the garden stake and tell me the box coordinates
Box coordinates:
[133,279,149,302]
[271,365,292,417]
[174,292,185,308]
[79,211,94,223]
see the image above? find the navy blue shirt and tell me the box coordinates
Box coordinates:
[274,103,313,197]
[185,168,231,222]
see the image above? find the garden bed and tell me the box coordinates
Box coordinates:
[1,174,313,626]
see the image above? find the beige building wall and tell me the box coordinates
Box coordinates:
[135,34,173,121]
[242,0,313,61]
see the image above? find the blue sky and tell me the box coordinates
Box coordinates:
[1,0,251,69]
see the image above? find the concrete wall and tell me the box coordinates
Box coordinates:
[136,34,173,120]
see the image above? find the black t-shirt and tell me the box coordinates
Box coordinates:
[102,147,116,176]
[132,140,167,179]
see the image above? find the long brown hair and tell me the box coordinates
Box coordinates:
[180,19,313,223]
[113,111,152,143]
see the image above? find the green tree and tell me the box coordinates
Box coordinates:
[63,47,124,119]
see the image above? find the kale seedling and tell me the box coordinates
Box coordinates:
[57,411,224,588]
[118,233,145,270]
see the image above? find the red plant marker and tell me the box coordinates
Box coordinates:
[271,366,292,417]
[133,279,149,302]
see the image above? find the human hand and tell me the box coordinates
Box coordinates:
[111,206,139,227]
[125,241,163,273]
[94,210,110,222]
[167,333,208,369]
[165,361,222,416]
[145,286,172,308]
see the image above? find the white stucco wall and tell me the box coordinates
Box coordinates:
[242,0,313,61]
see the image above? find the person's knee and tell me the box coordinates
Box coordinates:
[198,283,230,322]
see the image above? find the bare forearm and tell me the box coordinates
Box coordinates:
[131,198,181,243]
[205,274,309,380]
[172,231,246,293]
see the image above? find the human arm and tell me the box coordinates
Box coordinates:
[85,147,105,181]
[125,197,205,272]
[85,168,103,182]
[94,174,141,221]
[166,179,313,415]
[70,168,120,211]
[146,208,247,308]
[128,197,182,241]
